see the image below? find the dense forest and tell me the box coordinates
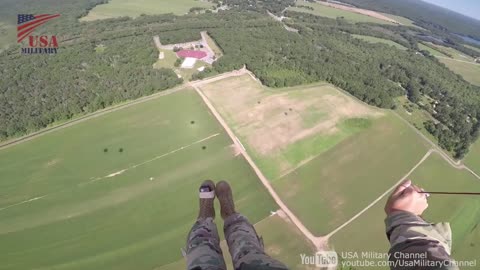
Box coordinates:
[0,0,479,158]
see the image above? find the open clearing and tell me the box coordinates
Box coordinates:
[352,34,407,50]
[0,88,280,270]
[418,42,480,86]
[198,74,381,180]
[465,141,480,175]
[330,153,480,268]
[288,0,396,25]
[80,0,212,21]
[438,58,480,86]
[273,113,430,235]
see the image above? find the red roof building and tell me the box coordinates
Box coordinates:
[176,50,207,59]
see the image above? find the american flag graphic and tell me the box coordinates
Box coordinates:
[17,14,60,43]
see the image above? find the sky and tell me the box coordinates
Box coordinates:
[422,0,480,20]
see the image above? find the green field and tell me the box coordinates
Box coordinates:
[288,0,394,25]
[273,113,430,235]
[465,141,480,175]
[153,50,209,81]
[438,58,480,86]
[153,50,178,69]
[0,88,280,270]
[330,153,480,268]
[418,42,449,57]
[352,34,407,50]
[199,74,382,180]
[80,0,212,21]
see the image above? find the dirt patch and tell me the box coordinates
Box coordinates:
[229,144,242,157]
[45,158,61,168]
[201,77,380,156]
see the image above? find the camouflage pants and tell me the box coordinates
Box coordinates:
[185,214,289,270]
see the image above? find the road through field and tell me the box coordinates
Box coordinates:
[191,80,327,251]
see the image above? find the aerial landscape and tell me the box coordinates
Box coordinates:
[1,0,480,269]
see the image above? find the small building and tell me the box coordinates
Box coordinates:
[158,51,165,59]
[181,57,197,69]
[197,66,205,72]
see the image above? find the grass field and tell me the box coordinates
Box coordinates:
[330,153,480,268]
[0,88,280,270]
[198,74,381,180]
[273,113,430,235]
[288,0,394,25]
[418,42,449,57]
[465,141,480,175]
[438,58,480,86]
[352,34,407,50]
[159,213,315,270]
[153,50,209,81]
[80,0,212,21]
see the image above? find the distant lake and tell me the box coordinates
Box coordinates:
[455,34,480,45]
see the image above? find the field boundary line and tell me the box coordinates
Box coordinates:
[0,85,186,151]
[191,79,327,251]
[0,133,220,211]
[325,149,433,238]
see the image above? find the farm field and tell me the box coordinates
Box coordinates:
[0,88,279,270]
[273,113,430,235]
[80,0,212,21]
[438,57,480,86]
[418,42,449,57]
[160,213,314,270]
[429,43,475,61]
[330,153,480,268]
[288,0,394,25]
[198,74,382,180]
[352,34,407,50]
[465,141,480,175]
